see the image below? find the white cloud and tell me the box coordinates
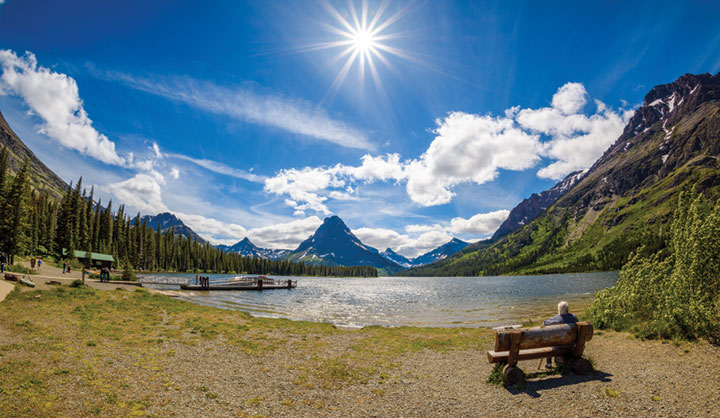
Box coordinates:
[0,50,125,165]
[170,153,266,183]
[263,82,633,211]
[517,84,633,180]
[449,209,509,234]
[246,216,322,249]
[550,82,587,115]
[106,171,168,214]
[106,72,375,151]
[264,166,346,215]
[405,112,541,206]
[169,167,180,179]
[151,142,162,158]
[173,212,248,241]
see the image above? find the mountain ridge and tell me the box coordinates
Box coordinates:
[0,111,67,200]
[217,237,291,259]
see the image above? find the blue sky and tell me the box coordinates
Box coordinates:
[1,0,719,256]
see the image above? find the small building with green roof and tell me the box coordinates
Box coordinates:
[62,249,115,269]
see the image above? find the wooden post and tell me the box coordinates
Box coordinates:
[507,330,523,367]
[574,323,588,357]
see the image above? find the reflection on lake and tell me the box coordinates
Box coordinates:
[140,272,618,328]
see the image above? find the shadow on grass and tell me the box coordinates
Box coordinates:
[506,369,613,398]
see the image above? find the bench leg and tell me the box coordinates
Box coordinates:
[502,364,525,386]
[571,357,592,375]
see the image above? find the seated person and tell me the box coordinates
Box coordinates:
[542,301,578,368]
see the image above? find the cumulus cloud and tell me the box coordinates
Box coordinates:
[0,50,126,165]
[406,112,541,205]
[246,216,322,249]
[169,167,180,179]
[264,82,633,212]
[106,171,168,214]
[264,166,346,215]
[105,72,375,151]
[550,82,587,115]
[449,209,510,234]
[173,212,248,241]
[517,84,633,179]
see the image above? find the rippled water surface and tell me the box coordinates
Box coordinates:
[140,272,618,328]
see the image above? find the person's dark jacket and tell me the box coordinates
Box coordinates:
[542,313,578,326]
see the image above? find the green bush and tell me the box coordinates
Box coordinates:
[587,190,720,344]
[121,268,137,281]
[5,263,35,275]
[69,279,84,288]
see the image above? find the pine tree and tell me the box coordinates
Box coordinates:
[1,159,31,264]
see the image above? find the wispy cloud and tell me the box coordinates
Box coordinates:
[169,153,266,183]
[102,71,375,151]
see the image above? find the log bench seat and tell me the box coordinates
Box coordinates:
[488,321,593,385]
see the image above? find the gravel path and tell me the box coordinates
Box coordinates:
[144,330,719,417]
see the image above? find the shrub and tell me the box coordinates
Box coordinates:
[69,279,84,288]
[6,263,34,274]
[587,189,720,344]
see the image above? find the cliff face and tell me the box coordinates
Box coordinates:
[0,111,67,199]
[492,170,586,240]
[406,73,720,276]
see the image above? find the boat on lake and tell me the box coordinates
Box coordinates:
[179,275,296,291]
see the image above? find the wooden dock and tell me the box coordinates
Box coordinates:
[143,275,296,291]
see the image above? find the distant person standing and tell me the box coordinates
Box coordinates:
[30,257,36,269]
[0,253,6,273]
[62,262,67,274]
[37,259,42,270]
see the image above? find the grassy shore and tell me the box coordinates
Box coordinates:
[1,283,719,417]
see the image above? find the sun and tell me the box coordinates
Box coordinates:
[351,28,377,53]
[301,0,416,98]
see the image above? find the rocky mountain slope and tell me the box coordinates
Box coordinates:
[411,238,470,266]
[287,216,403,274]
[406,73,720,276]
[136,212,206,244]
[381,248,413,268]
[381,238,470,268]
[217,237,290,259]
[492,170,587,239]
[0,111,67,199]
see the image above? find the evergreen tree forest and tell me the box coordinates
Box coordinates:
[0,147,377,277]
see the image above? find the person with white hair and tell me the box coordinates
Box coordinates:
[542,301,578,368]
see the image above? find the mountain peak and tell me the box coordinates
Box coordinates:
[290,215,402,272]
[321,215,348,229]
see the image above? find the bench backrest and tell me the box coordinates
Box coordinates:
[494,321,593,352]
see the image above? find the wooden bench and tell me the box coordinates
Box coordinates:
[487,321,593,385]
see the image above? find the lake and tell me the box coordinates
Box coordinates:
[139,271,618,328]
